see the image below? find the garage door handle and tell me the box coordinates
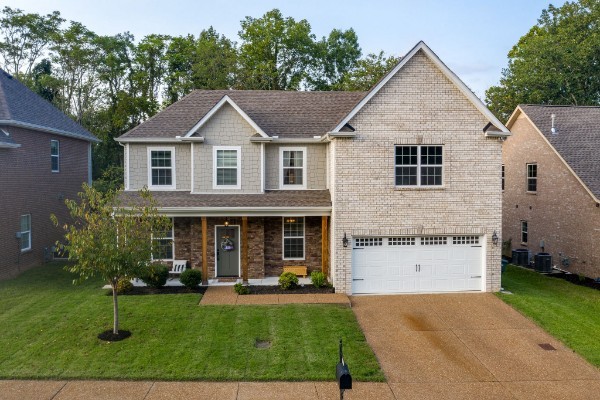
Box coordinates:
[471,275,482,278]
[353,278,364,281]
[353,248,364,250]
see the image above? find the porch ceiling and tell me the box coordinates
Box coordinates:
[118,190,332,216]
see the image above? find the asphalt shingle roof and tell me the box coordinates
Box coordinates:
[118,190,331,209]
[0,69,98,142]
[118,90,366,139]
[520,105,600,198]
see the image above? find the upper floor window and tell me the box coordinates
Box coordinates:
[280,147,306,189]
[527,163,537,192]
[502,165,505,191]
[213,146,241,189]
[283,217,304,260]
[148,147,175,189]
[51,140,59,172]
[395,145,443,187]
[20,214,31,252]
[521,220,528,244]
[152,219,173,260]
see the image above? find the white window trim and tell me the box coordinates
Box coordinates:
[394,145,444,187]
[526,163,537,193]
[147,147,176,190]
[213,146,241,190]
[151,218,174,261]
[282,217,305,260]
[20,214,31,252]
[51,140,60,173]
[279,147,307,190]
[502,164,505,192]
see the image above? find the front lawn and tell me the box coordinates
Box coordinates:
[0,262,383,381]
[497,265,600,367]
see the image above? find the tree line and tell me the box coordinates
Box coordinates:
[0,7,399,189]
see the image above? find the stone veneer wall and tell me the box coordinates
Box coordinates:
[330,50,503,294]
[503,114,600,278]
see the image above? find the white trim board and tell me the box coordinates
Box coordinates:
[332,41,510,135]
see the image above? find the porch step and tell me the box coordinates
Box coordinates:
[212,277,241,283]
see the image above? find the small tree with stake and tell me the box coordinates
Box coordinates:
[52,184,171,341]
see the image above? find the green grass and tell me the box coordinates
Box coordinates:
[497,265,600,367]
[0,262,383,381]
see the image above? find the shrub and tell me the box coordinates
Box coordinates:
[234,282,250,295]
[180,269,202,289]
[116,278,133,294]
[278,271,299,290]
[310,271,327,288]
[139,263,169,288]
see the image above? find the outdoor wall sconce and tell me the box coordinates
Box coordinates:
[342,232,349,248]
[492,231,499,246]
[224,218,229,227]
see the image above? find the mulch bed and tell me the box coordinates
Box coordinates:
[246,285,335,295]
[97,329,131,342]
[547,272,600,291]
[109,286,207,296]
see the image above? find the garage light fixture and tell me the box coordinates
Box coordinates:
[342,233,349,248]
[492,231,499,246]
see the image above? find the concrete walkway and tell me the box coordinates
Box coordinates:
[199,285,350,305]
[3,293,600,399]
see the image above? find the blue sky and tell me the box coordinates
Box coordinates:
[9,0,566,98]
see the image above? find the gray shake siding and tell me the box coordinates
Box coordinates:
[330,51,503,293]
[128,143,191,191]
[264,144,328,190]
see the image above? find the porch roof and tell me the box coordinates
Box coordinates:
[118,190,332,216]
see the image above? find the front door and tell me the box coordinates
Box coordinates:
[216,226,240,277]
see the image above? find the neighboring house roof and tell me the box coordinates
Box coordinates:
[0,69,99,142]
[332,41,510,135]
[118,190,331,215]
[507,104,600,200]
[118,90,366,140]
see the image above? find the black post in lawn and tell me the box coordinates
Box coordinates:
[336,338,352,400]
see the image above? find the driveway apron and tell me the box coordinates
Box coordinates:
[351,293,600,399]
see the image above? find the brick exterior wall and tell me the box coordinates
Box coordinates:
[330,50,503,293]
[0,126,90,280]
[503,114,600,278]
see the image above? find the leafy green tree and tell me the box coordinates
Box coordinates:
[0,7,63,77]
[132,34,170,117]
[338,51,401,91]
[28,58,61,102]
[191,27,237,90]
[486,0,600,121]
[309,28,362,90]
[237,9,315,90]
[52,185,171,336]
[164,34,195,104]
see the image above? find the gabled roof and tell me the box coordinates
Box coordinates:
[0,69,98,142]
[332,41,510,135]
[118,90,366,140]
[507,104,600,200]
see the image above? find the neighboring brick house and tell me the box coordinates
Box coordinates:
[0,69,99,279]
[503,105,600,278]
[117,41,508,294]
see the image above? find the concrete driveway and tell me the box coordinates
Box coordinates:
[351,293,600,399]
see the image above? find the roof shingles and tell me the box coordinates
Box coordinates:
[520,105,600,198]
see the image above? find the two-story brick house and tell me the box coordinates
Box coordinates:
[503,105,600,278]
[117,42,509,294]
[0,69,99,279]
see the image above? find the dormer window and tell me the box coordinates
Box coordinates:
[148,147,175,189]
[280,147,306,189]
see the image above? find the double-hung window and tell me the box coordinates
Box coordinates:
[51,140,60,172]
[395,145,443,187]
[521,220,528,244]
[280,147,306,189]
[148,147,175,189]
[527,163,537,192]
[283,217,304,260]
[152,219,174,260]
[20,214,31,252]
[213,146,241,189]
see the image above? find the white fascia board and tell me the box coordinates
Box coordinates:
[119,207,332,217]
[116,137,182,143]
[176,136,205,142]
[184,95,269,138]
[0,119,100,142]
[270,138,326,144]
[332,41,510,135]
[249,136,273,143]
[505,106,523,129]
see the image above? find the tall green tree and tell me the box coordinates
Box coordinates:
[338,51,401,91]
[309,28,362,90]
[52,185,171,337]
[0,7,63,77]
[486,0,600,121]
[237,9,315,90]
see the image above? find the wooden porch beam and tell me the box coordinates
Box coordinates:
[242,216,249,284]
[322,216,329,276]
[201,217,208,285]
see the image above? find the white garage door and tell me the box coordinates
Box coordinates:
[352,236,483,294]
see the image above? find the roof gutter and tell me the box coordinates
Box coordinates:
[115,137,184,143]
[175,136,204,142]
[118,206,332,217]
[0,142,21,148]
[0,119,100,143]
